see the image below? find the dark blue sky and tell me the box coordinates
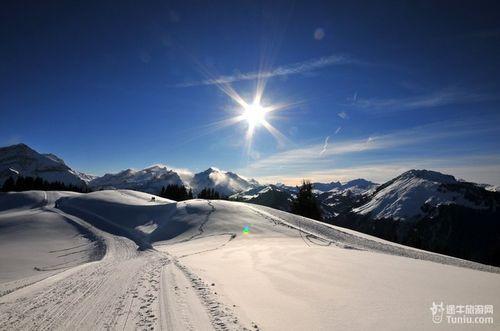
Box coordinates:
[1,1,500,184]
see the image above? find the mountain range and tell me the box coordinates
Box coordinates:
[0,144,259,196]
[1,142,499,265]
[1,143,498,220]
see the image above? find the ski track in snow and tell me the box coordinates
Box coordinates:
[0,194,247,331]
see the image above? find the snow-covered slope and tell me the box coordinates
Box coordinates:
[189,167,259,196]
[353,169,495,220]
[0,191,103,294]
[0,144,91,187]
[1,189,499,330]
[89,165,185,194]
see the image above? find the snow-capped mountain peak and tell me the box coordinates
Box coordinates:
[87,164,259,196]
[190,167,259,196]
[353,169,494,220]
[398,169,457,184]
[89,164,184,193]
[312,181,342,192]
[0,143,91,187]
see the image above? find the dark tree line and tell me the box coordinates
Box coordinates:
[1,176,90,193]
[159,184,224,200]
[290,180,323,221]
[159,184,193,201]
[197,187,221,199]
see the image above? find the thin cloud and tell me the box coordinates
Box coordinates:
[354,88,494,112]
[319,136,329,155]
[239,117,499,179]
[254,155,500,186]
[334,126,342,134]
[337,111,348,119]
[175,54,353,87]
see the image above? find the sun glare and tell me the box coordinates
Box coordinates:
[194,62,295,151]
[242,103,267,127]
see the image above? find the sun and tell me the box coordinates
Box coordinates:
[196,73,294,151]
[242,102,267,128]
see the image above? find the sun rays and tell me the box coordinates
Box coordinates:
[197,65,293,153]
[169,30,300,155]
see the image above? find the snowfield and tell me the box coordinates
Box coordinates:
[0,190,499,330]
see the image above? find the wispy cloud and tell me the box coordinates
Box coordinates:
[254,155,500,186]
[334,126,342,134]
[239,116,500,183]
[242,130,421,175]
[175,54,353,87]
[337,111,348,119]
[319,136,329,156]
[353,88,494,112]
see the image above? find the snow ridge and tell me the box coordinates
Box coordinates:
[353,169,492,220]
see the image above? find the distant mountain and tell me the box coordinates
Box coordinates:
[352,169,494,220]
[230,184,295,211]
[331,169,500,266]
[311,181,341,192]
[89,165,259,196]
[0,144,91,188]
[189,167,259,196]
[231,179,378,216]
[89,165,185,194]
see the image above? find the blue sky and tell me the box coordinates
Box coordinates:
[1,1,500,185]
